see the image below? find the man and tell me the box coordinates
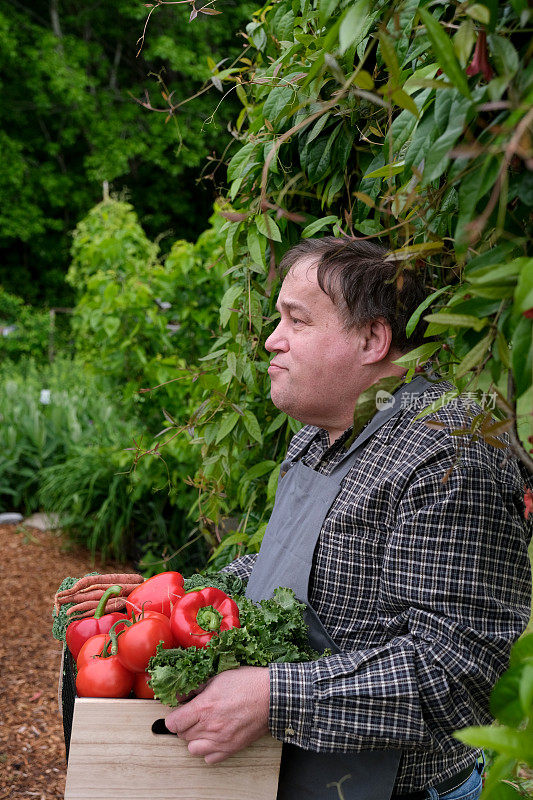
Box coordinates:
[165,238,532,799]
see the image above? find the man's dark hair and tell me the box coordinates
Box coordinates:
[278,237,429,352]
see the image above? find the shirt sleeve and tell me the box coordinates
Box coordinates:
[220,553,258,581]
[268,464,532,752]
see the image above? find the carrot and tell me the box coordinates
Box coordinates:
[75,581,143,596]
[56,586,138,607]
[66,597,127,616]
[55,573,143,598]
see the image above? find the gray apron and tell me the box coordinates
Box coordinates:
[246,376,431,800]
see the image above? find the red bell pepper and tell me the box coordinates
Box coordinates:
[65,585,128,659]
[170,587,240,649]
[125,571,185,618]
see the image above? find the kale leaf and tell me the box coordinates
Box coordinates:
[183,572,245,596]
[148,587,321,707]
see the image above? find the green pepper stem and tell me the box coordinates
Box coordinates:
[196,605,223,632]
[94,585,122,619]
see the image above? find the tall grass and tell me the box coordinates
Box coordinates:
[0,358,202,567]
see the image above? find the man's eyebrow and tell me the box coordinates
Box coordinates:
[275,299,310,314]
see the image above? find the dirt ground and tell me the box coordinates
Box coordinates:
[0,523,135,800]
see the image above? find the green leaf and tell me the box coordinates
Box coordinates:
[423,312,488,331]
[510,633,533,668]
[454,725,533,762]
[392,341,442,366]
[385,242,444,261]
[406,286,449,337]
[519,662,533,717]
[227,142,257,182]
[404,112,438,172]
[220,284,243,326]
[511,315,533,398]
[301,215,340,237]
[378,31,400,84]
[267,462,281,501]
[455,332,492,378]
[339,0,370,55]
[243,410,263,443]
[319,0,341,28]
[103,316,120,337]
[243,460,277,483]
[305,112,331,145]
[364,161,405,179]
[454,20,476,67]
[423,94,471,184]
[247,226,265,267]
[265,411,286,435]
[467,263,521,286]
[305,126,340,183]
[255,214,282,242]
[418,8,471,99]
[486,782,526,800]
[227,351,238,377]
[465,3,491,24]
[198,348,226,362]
[488,35,519,80]
[214,411,240,444]
[263,85,294,125]
[514,258,533,314]
[490,665,525,726]
[391,88,419,117]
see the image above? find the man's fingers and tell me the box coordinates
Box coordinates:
[165,704,200,735]
[187,739,229,763]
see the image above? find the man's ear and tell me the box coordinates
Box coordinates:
[360,318,393,364]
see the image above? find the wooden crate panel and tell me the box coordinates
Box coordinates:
[64,698,281,800]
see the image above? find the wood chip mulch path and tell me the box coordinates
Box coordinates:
[0,523,135,800]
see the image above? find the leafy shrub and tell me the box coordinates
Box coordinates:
[0,287,71,364]
[143,0,533,570]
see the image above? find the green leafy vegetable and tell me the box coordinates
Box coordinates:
[148,587,322,706]
[183,572,246,596]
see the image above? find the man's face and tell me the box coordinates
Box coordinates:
[265,257,367,435]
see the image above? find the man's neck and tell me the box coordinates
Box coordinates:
[325,369,408,446]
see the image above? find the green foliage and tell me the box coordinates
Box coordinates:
[0,357,207,569]
[148,587,321,706]
[456,633,533,797]
[0,287,71,364]
[146,0,532,568]
[0,0,256,305]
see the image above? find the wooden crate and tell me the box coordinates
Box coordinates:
[64,698,282,800]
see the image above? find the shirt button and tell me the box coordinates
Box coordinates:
[285,726,295,736]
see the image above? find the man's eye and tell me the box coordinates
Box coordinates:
[291,317,303,325]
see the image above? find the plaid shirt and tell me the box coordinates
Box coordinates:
[224,380,532,792]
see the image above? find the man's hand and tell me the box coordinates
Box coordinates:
[164,666,270,764]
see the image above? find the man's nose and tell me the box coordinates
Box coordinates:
[265,320,288,353]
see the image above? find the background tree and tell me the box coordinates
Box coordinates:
[0,0,255,304]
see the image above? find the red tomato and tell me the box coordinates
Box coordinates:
[117,615,175,674]
[125,572,184,618]
[76,655,134,698]
[76,633,111,670]
[133,672,155,699]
